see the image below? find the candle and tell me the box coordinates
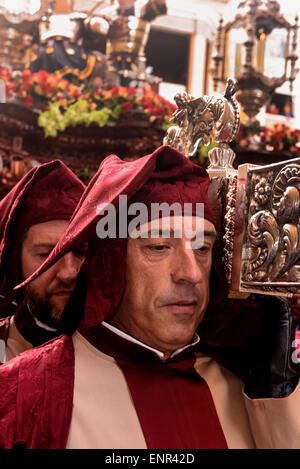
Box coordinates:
[235,43,242,75]
[257,32,266,74]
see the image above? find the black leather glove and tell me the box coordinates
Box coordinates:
[243,294,299,399]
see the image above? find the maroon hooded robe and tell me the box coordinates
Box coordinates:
[0,160,85,357]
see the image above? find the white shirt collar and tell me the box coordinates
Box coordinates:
[27,303,57,332]
[32,316,57,332]
[101,321,200,360]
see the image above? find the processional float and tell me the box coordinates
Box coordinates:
[164,78,300,299]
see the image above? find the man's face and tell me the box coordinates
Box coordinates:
[21,220,87,328]
[110,216,216,359]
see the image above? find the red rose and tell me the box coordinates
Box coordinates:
[121,101,133,112]
[272,140,282,151]
[125,87,137,98]
[0,69,11,80]
[142,97,153,109]
[23,80,32,91]
[110,87,120,97]
[152,106,165,116]
[22,69,31,79]
[23,95,33,107]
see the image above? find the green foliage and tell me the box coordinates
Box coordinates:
[37,100,118,137]
[196,137,217,165]
[77,167,95,182]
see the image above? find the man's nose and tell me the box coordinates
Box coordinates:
[56,252,82,283]
[171,246,203,285]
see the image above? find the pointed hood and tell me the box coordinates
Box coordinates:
[0,160,85,291]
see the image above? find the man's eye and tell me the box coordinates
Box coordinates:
[147,244,170,252]
[38,252,51,258]
[194,245,211,254]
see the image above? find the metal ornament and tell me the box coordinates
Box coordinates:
[165,78,241,287]
[212,0,299,131]
[164,78,240,161]
[166,77,300,297]
[231,159,300,295]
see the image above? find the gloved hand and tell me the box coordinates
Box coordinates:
[243,294,299,399]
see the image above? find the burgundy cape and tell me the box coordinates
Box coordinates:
[0,146,265,448]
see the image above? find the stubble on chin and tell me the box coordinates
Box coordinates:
[23,285,63,329]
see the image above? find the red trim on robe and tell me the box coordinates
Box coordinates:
[84,323,228,449]
[120,359,228,449]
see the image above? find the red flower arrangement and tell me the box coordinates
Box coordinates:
[0,67,177,135]
[260,123,300,154]
[0,67,83,108]
[236,123,300,155]
[90,85,177,127]
[2,65,299,153]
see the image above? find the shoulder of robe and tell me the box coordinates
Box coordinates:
[0,334,74,449]
[0,333,74,373]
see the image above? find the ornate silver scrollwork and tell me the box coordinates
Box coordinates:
[281,223,300,277]
[272,164,300,222]
[164,78,240,159]
[252,172,273,207]
[245,210,280,281]
[222,175,238,283]
[239,158,300,295]
[165,78,246,290]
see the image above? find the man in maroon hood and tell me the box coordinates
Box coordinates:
[0,160,86,363]
[0,146,299,449]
